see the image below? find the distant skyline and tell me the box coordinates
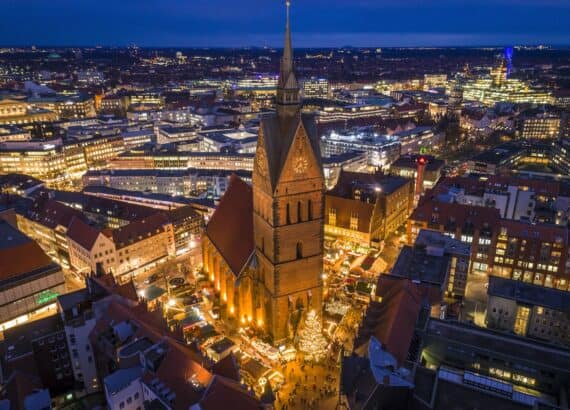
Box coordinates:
[1,0,569,47]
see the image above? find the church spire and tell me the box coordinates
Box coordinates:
[276,0,299,112]
[282,0,293,80]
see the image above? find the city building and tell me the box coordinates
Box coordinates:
[157,125,198,145]
[67,213,176,281]
[28,94,96,119]
[519,115,561,140]
[431,174,570,225]
[324,170,413,248]
[109,151,254,172]
[2,315,75,399]
[0,142,68,182]
[466,142,528,175]
[16,196,85,268]
[0,220,65,331]
[0,98,58,125]
[82,168,250,199]
[460,60,553,106]
[321,129,401,169]
[389,154,445,193]
[0,125,31,142]
[0,173,44,196]
[392,229,471,298]
[423,73,448,91]
[486,275,570,346]
[302,77,331,99]
[420,318,570,405]
[342,275,440,410]
[408,200,501,277]
[409,192,570,290]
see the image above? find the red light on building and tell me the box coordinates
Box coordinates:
[415,155,429,199]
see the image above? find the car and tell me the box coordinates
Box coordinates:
[144,274,159,285]
[169,277,185,288]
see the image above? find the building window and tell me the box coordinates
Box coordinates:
[514,306,530,336]
[296,242,303,259]
[350,212,359,231]
[297,201,302,223]
[329,208,336,226]
[308,200,313,221]
[286,203,291,225]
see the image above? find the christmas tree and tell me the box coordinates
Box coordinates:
[297,309,328,362]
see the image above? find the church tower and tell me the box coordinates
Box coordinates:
[252,0,325,343]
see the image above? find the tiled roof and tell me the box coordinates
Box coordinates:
[112,213,169,249]
[410,199,501,230]
[211,353,240,382]
[0,221,56,282]
[355,276,431,366]
[205,175,254,276]
[260,112,322,190]
[67,216,101,251]
[28,198,84,229]
[198,376,261,410]
[499,219,567,245]
[435,175,561,198]
[92,300,213,410]
[92,273,138,303]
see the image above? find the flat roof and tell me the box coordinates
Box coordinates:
[391,245,450,287]
[470,142,525,165]
[426,319,570,372]
[487,275,570,312]
[104,367,142,395]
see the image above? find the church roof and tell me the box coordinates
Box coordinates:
[260,112,322,190]
[205,175,254,276]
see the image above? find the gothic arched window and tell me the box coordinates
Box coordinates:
[296,242,303,259]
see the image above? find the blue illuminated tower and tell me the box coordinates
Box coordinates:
[504,46,514,78]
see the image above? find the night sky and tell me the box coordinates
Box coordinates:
[1,0,569,47]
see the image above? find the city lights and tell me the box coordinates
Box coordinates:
[0,1,568,409]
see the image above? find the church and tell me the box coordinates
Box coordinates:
[202,1,325,343]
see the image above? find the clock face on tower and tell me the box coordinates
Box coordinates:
[294,155,309,175]
[256,149,268,177]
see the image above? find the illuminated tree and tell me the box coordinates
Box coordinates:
[297,310,328,362]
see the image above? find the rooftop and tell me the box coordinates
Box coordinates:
[205,175,254,276]
[391,245,451,288]
[487,275,570,312]
[425,319,570,372]
[104,367,142,395]
[0,220,60,285]
[470,142,525,165]
[328,169,409,199]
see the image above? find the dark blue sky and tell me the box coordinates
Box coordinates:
[1,0,569,47]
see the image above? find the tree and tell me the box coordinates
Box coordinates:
[297,310,328,362]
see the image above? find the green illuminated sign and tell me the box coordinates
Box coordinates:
[36,289,59,305]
